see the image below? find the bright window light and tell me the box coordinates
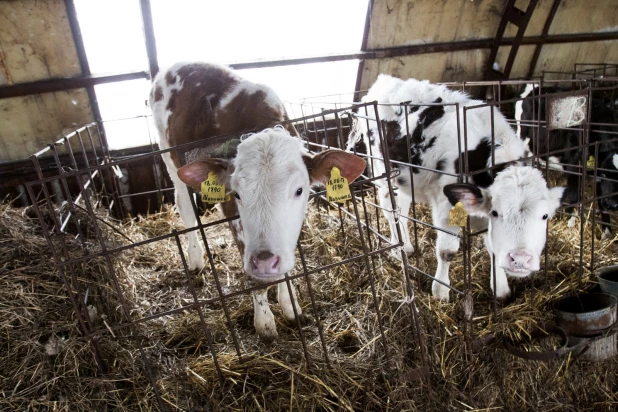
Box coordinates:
[74,0,148,74]
[150,0,367,66]
[74,0,368,149]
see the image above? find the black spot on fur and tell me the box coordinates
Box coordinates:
[440,250,457,262]
[418,105,445,129]
[382,99,446,175]
[407,105,420,114]
[424,136,437,151]
[453,137,506,188]
[367,129,375,146]
[436,159,447,171]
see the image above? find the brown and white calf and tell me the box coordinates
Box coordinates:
[150,62,365,341]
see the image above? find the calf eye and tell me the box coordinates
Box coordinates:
[491,210,499,217]
[295,188,303,197]
[234,192,241,200]
[542,214,548,220]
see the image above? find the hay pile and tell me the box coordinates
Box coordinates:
[1,189,618,411]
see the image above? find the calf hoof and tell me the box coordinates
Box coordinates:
[188,256,206,272]
[286,313,312,327]
[403,243,414,255]
[601,228,613,241]
[493,286,512,300]
[431,281,450,303]
[258,328,278,344]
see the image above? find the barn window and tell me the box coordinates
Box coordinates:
[74,0,368,150]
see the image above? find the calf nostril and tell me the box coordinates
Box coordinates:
[256,250,274,261]
[509,251,533,268]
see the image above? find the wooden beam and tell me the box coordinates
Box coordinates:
[139,0,159,78]
[229,32,618,70]
[1,31,617,100]
[0,71,149,99]
[354,0,375,101]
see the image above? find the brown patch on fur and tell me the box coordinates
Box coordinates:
[216,89,287,136]
[440,250,457,262]
[153,86,163,102]
[154,62,298,167]
[157,62,291,168]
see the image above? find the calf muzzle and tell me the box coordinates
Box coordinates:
[250,251,281,276]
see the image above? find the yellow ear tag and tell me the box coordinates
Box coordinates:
[587,155,595,168]
[326,167,352,203]
[448,202,468,227]
[201,171,228,204]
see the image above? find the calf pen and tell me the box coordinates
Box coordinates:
[4,76,618,411]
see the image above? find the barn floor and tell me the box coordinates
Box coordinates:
[2,191,618,411]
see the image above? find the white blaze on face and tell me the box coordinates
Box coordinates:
[231,129,311,279]
[486,167,564,276]
[448,166,564,277]
[176,128,366,282]
[613,154,618,170]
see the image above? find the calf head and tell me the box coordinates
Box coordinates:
[598,153,618,211]
[444,166,564,277]
[177,127,366,281]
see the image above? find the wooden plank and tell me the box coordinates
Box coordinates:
[0,0,81,83]
[0,89,97,162]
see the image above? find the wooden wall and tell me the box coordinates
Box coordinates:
[359,0,618,90]
[0,0,95,162]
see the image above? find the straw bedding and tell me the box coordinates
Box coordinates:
[1,186,617,411]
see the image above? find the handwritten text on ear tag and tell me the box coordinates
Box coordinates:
[201,171,227,204]
[587,155,595,168]
[326,167,352,203]
[448,202,468,227]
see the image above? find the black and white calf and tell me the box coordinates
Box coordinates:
[518,86,618,237]
[348,75,564,301]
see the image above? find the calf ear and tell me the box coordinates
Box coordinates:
[443,183,491,215]
[177,159,233,191]
[547,186,565,218]
[304,150,366,184]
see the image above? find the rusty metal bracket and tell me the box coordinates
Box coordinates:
[503,322,618,362]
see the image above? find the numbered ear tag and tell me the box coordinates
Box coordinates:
[448,202,468,227]
[201,172,228,204]
[326,167,352,203]
[587,155,595,168]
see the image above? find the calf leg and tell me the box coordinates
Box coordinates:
[564,171,580,228]
[252,288,277,342]
[431,202,460,302]
[487,246,511,299]
[601,212,613,240]
[379,184,414,255]
[277,280,305,324]
[164,154,205,271]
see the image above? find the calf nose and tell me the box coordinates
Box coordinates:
[508,250,533,270]
[251,251,281,275]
